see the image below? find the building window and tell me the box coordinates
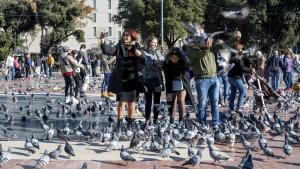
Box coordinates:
[92,13,96,23]
[93,0,96,8]
[93,27,97,36]
[108,27,112,36]
[108,13,112,23]
[108,0,112,9]
[118,31,121,39]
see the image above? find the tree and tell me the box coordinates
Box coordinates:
[34,0,94,55]
[205,0,300,56]
[114,0,207,49]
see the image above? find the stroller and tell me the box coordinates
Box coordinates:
[245,72,286,115]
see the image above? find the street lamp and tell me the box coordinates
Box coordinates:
[161,0,164,50]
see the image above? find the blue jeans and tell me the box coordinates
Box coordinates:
[195,77,220,126]
[101,73,111,93]
[271,71,280,90]
[228,77,246,111]
[7,66,15,80]
[283,72,293,89]
[218,76,229,103]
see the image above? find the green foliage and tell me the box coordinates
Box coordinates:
[114,0,207,49]
[0,32,13,61]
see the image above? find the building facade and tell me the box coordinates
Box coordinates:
[28,0,122,53]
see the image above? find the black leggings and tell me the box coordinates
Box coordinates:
[64,76,74,97]
[73,74,82,98]
[144,90,161,121]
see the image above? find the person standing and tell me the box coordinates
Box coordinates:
[13,55,21,78]
[100,54,116,97]
[77,44,90,98]
[266,50,281,91]
[282,49,294,89]
[164,48,191,124]
[228,43,254,113]
[6,55,14,80]
[47,54,54,78]
[34,55,42,79]
[100,30,146,130]
[143,36,165,124]
[24,53,33,79]
[59,47,84,104]
[71,50,83,99]
[216,51,230,106]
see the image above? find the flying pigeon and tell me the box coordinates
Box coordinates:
[221,7,250,20]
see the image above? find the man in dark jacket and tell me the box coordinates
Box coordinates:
[34,55,43,79]
[266,50,282,90]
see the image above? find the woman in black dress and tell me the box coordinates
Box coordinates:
[100,30,146,130]
[163,48,191,124]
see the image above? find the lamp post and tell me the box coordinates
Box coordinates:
[161,0,164,50]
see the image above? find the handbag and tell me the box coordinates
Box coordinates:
[144,76,160,90]
[172,80,183,91]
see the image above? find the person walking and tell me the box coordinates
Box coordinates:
[70,50,83,99]
[100,30,146,131]
[34,55,42,79]
[24,53,33,79]
[143,36,165,124]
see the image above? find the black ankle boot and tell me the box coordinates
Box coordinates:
[170,117,174,124]
[114,118,123,132]
[127,118,133,130]
[179,116,183,123]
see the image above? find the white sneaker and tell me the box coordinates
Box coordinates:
[72,97,79,104]
[65,96,71,104]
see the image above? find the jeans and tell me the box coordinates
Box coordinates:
[7,66,15,80]
[195,77,220,126]
[64,76,74,97]
[48,66,53,77]
[218,76,229,104]
[271,71,280,90]
[283,72,293,89]
[145,90,161,121]
[74,73,83,98]
[101,73,111,93]
[228,77,246,111]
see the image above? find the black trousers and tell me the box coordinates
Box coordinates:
[73,73,82,98]
[64,76,74,97]
[144,90,161,121]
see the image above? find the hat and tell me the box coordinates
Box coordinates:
[125,29,137,41]
[170,47,186,58]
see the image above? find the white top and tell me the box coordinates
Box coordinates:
[6,55,14,67]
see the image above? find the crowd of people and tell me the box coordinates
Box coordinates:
[1,27,299,131]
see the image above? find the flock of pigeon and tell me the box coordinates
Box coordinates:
[0,80,299,168]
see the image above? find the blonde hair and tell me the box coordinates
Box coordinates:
[145,35,158,48]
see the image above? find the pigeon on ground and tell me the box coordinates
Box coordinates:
[120,145,136,165]
[262,143,275,159]
[46,124,54,140]
[64,140,75,158]
[283,134,292,157]
[208,144,230,163]
[241,135,256,151]
[34,150,50,169]
[129,132,140,149]
[49,145,62,160]
[31,134,40,149]
[182,149,202,167]
[0,147,12,167]
[80,162,88,169]
[25,137,36,155]
[239,149,250,167]
[188,144,198,157]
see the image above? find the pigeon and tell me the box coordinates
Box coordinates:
[188,144,198,157]
[105,132,119,151]
[80,162,88,169]
[31,134,40,149]
[25,137,36,154]
[0,147,12,167]
[241,153,253,169]
[239,149,250,167]
[182,149,202,167]
[34,150,50,169]
[221,7,250,20]
[129,132,140,149]
[262,143,275,159]
[120,145,136,165]
[0,143,2,157]
[64,140,75,158]
[49,145,62,160]
[46,124,54,140]
[1,126,17,140]
[283,134,292,157]
[241,135,256,151]
[208,144,230,163]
